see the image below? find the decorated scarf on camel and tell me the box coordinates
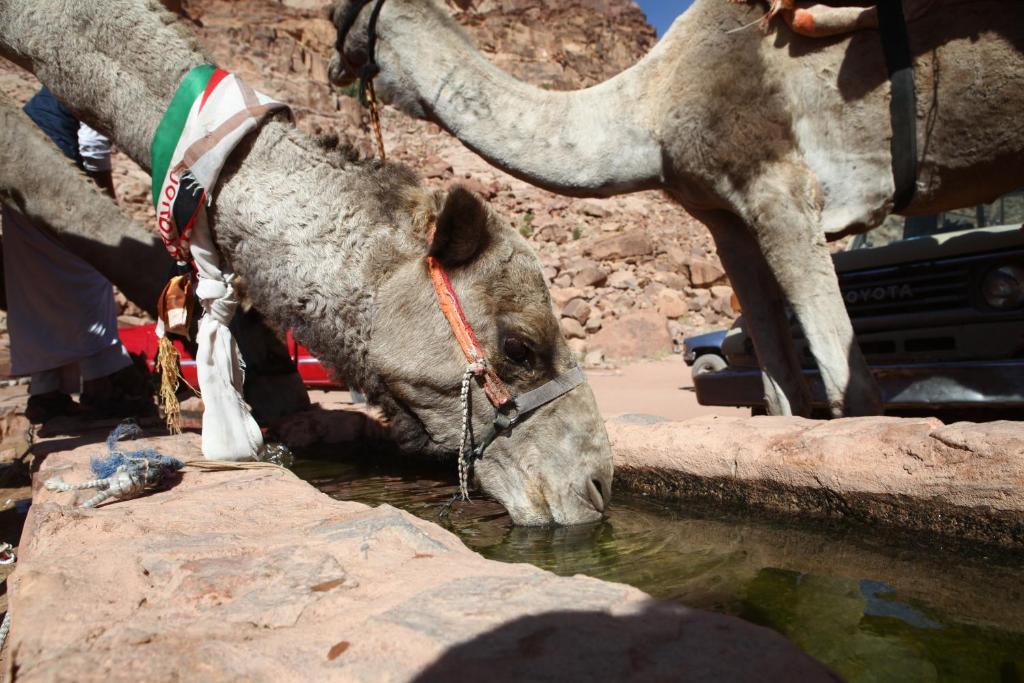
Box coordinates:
[151,65,289,461]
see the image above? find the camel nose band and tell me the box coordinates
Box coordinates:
[471,365,587,460]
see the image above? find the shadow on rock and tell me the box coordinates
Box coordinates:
[411,602,838,682]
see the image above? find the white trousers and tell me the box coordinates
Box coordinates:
[2,207,131,395]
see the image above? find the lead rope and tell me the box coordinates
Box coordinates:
[365,82,386,162]
[339,0,387,161]
[457,361,486,501]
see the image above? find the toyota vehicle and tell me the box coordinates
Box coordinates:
[693,191,1024,418]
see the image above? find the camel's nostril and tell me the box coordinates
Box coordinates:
[587,478,606,513]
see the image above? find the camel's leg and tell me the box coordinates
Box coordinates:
[742,170,883,417]
[695,209,811,417]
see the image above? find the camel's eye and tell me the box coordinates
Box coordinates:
[503,334,531,366]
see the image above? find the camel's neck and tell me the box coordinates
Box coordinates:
[209,126,416,397]
[0,0,209,170]
[364,1,668,196]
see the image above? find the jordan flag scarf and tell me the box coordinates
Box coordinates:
[151,65,289,461]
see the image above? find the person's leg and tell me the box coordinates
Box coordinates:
[79,328,153,419]
[28,369,61,396]
[24,367,78,423]
[3,206,152,419]
[3,206,122,372]
[79,343,132,383]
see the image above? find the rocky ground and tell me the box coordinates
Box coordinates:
[1,0,738,366]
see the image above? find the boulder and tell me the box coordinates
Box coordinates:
[589,311,672,359]
[652,270,689,290]
[578,199,611,218]
[689,289,712,311]
[456,176,499,200]
[642,281,665,299]
[689,257,726,287]
[585,230,653,261]
[607,271,638,290]
[710,285,735,300]
[656,289,688,319]
[662,246,691,271]
[561,298,592,325]
[561,317,586,339]
[711,285,736,315]
[534,224,571,244]
[573,266,609,288]
[422,154,452,179]
[549,287,585,309]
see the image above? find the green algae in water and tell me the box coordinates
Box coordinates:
[742,569,1024,682]
[296,457,1024,682]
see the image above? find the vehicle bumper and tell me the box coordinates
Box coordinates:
[693,359,1024,409]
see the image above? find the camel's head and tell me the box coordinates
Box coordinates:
[362,183,613,526]
[326,0,451,119]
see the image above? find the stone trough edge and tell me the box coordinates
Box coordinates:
[607,414,1024,550]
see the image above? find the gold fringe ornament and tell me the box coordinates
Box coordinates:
[156,336,183,434]
[155,274,196,434]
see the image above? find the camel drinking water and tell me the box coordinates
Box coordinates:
[0,0,613,526]
[329,0,1024,418]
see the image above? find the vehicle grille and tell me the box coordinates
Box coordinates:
[838,249,1023,319]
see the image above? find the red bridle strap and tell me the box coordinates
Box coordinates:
[426,255,514,408]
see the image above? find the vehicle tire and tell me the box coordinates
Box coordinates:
[691,353,727,376]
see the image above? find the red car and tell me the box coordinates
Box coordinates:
[118,324,345,389]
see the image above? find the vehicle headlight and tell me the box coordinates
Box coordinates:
[981,264,1024,310]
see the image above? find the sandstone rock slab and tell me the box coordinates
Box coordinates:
[8,431,833,682]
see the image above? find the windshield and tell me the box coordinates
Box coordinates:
[851,190,1024,250]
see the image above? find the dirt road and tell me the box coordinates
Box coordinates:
[587,358,748,421]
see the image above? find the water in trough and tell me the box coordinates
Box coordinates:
[295,455,1024,682]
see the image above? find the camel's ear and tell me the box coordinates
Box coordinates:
[428,186,490,267]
